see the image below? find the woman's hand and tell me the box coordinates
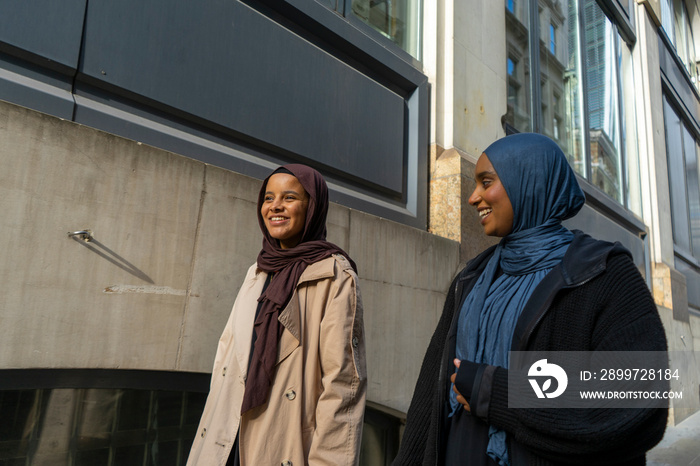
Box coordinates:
[450,359,471,412]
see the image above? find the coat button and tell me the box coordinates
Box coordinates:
[201,428,206,438]
[285,390,296,400]
[222,367,227,376]
[352,336,359,348]
[282,462,292,466]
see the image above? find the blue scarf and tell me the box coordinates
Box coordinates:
[450,133,585,465]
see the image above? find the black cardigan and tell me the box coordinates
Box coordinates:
[392,232,668,466]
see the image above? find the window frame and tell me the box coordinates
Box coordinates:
[663,92,700,265]
[550,22,557,54]
[343,0,424,62]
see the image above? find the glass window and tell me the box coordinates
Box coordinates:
[584,0,623,202]
[504,0,532,132]
[677,0,700,87]
[673,0,691,65]
[541,81,548,125]
[0,388,205,466]
[537,0,586,176]
[550,23,557,54]
[620,31,643,218]
[360,404,402,465]
[506,0,641,212]
[661,0,700,89]
[552,93,562,140]
[506,56,524,132]
[351,0,423,60]
[0,387,404,466]
[664,96,693,252]
[661,0,675,42]
[684,129,700,255]
[316,0,339,10]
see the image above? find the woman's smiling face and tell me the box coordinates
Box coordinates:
[261,173,309,249]
[468,153,514,237]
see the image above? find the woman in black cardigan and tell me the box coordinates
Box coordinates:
[392,133,667,466]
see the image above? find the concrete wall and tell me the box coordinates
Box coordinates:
[426,0,506,261]
[0,99,460,414]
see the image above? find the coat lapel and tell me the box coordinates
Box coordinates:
[276,256,337,364]
[234,268,268,380]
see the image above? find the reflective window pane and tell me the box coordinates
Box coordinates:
[620,36,643,217]
[505,0,532,132]
[506,0,643,210]
[0,384,404,465]
[673,0,688,62]
[117,390,150,431]
[664,96,692,251]
[0,388,207,466]
[0,390,36,441]
[683,126,700,255]
[114,445,146,465]
[316,0,338,11]
[75,449,109,466]
[661,0,700,90]
[687,23,700,90]
[550,23,557,54]
[540,0,585,176]
[661,0,674,41]
[675,0,700,89]
[184,391,206,426]
[584,0,623,202]
[156,391,185,427]
[351,0,423,60]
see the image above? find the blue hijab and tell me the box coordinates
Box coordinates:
[450,133,585,465]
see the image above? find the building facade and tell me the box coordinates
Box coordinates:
[427,0,700,427]
[0,0,698,464]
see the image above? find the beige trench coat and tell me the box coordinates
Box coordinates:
[187,254,366,466]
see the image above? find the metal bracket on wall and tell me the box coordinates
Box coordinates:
[68,230,93,242]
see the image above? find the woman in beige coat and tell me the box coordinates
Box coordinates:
[187,164,366,466]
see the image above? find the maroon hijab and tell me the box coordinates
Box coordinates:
[240,164,357,414]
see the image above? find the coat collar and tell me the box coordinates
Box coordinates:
[255,254,337,285]
[559,230,631,286]
[457,230,630,287]
[258,256,338,361]
[234,256,340,380]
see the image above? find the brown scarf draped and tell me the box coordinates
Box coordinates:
[240,164,357,414]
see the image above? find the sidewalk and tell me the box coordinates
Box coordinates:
[648,410,700,466]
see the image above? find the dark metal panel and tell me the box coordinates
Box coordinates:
[72,79,428,227]
[0,54,75,119]
[80,0,406,194]
[0,0,86,72]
